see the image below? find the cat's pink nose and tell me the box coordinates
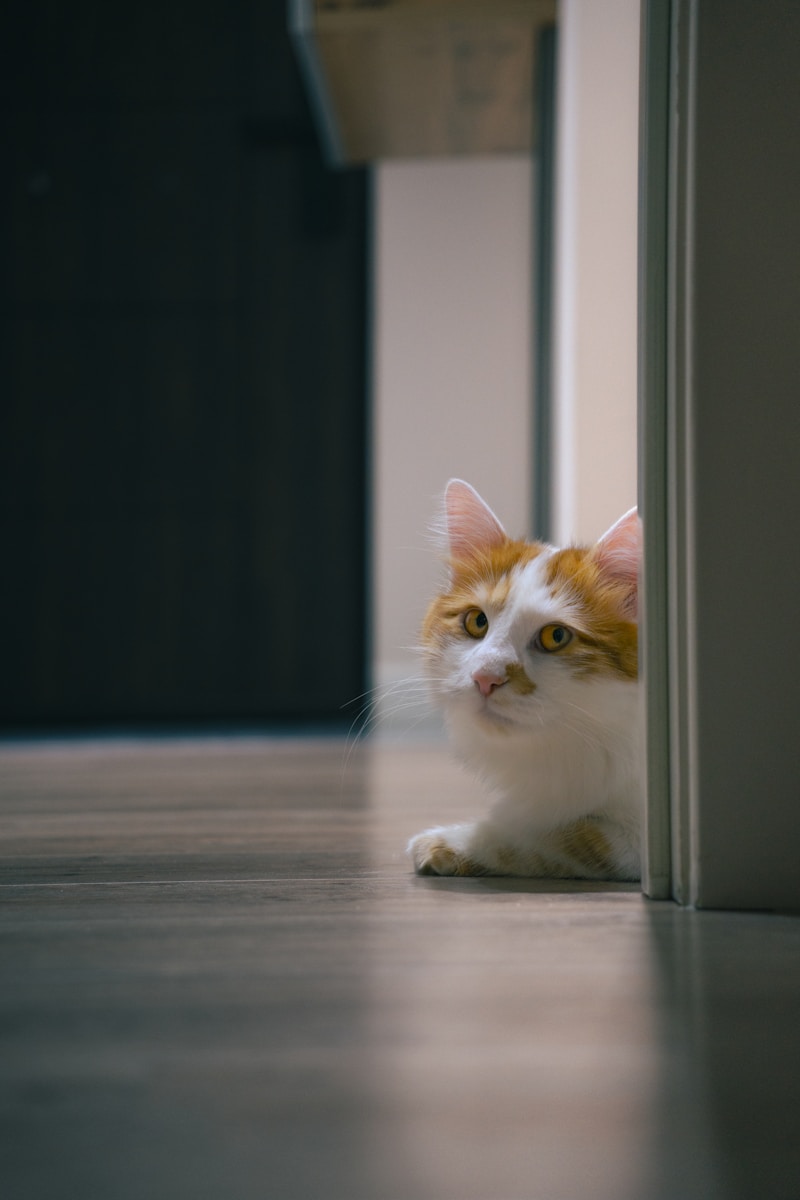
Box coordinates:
[472,670,507,697]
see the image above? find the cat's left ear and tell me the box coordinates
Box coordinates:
[442,479,507,563]
[592,507,641,620]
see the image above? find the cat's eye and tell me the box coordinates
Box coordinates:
[462,609,489,639]
[535,623,573,653]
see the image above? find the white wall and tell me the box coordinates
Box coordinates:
[552,0,640,545]
[372,158,533,718]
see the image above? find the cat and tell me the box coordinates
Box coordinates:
[407,479,642,881]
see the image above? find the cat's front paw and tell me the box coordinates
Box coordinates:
[407,826,484,876]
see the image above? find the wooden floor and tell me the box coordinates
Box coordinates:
[2,736,799,1200]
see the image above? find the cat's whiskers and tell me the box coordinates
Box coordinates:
[341,674,442,766]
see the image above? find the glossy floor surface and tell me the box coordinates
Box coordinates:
[1,737,799,1200]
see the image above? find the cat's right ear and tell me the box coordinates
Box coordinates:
[442,479,507,563]
[593,507,641,620]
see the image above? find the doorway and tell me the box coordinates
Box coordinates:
[0,1,368,728]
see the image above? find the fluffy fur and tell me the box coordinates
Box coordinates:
[408,480,642,880]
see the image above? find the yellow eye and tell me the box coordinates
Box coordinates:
[463,609,489,639]
[536,623,573,653]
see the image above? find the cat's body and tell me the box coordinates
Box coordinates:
[408,480,642,880]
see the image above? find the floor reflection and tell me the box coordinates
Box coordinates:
[646,904,800,1200]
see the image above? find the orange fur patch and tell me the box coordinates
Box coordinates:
[557,818,615,876]
[451,538,544,589]
[422,539,544,646]
[497,820,614,877]
[506,662,535,695]
[545,548,638,680]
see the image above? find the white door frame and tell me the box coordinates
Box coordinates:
[640,0,800,910]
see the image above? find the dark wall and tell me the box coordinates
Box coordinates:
[0,2,368,728]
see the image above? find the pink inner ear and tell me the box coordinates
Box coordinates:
[594,507,641,619]
[445,479,507,561]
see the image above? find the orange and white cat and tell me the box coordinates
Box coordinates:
[408,480,642,880]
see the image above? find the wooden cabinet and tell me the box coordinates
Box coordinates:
[291,0,557,162]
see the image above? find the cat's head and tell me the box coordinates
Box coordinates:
[421,480,640,738]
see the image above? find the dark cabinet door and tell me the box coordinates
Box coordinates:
[0,2,367,727]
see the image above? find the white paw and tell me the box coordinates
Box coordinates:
[407,827,482,876]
